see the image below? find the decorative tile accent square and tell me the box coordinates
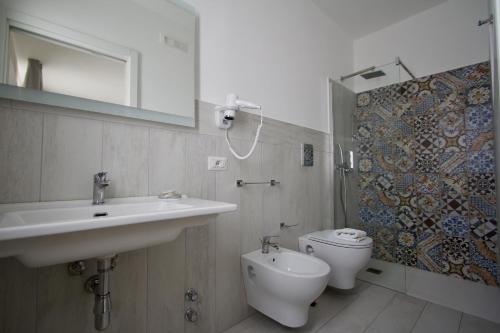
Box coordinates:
[442,213,469,237]
[392,98,414,118]
[394,150,415,173]
[467,150,495,174]
[359,157,374,173]
[469,215,497,252]
[373,173,394,192]
[359,207,379,226]
[469,238,498,286]
[469,196,496,218]
[375,226,397,246]
[413,90,439,115]
[465,104,493,132]
[468,173,496,198]
[359,173,377,190]
[358,140,373,158]
[466,86,491,106]
[397,81,420,98]
[438,111,464,138]
[357,123,373,140]
[443,237,470,265]
[395,246,417,267]
[437,91,466,114]
[393,116,414,137]
[397,230,417,248]
[415,133,446,155]
[417,231,443,273]
[373,243,396,263]
[449,62,490,88]
[437,148,466,175]
[415,113,439,135]
[395,205,419,231]
[416,174,440,193]
[394,174,414,195]
[441,174,468,195]
[418,212,442,235]
[357,92,371,107]
[418,194,441,214]
[377,208,396,227]
[441,191,468,215]
[416,153,438,173]
[466,131,495,152]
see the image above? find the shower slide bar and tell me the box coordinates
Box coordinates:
[236,179,280,187]
[340,57,415,81]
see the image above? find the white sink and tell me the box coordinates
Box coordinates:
[0,196,236,267]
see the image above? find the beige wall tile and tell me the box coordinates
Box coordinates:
[0,258,37,333]
[41,114,103,201]
[149,129,187,196]
[0,107,43,203]
[147,234,186,333]
[102,122,149,197]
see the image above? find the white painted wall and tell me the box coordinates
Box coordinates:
[184,0,353,133]
[353,0,491,92]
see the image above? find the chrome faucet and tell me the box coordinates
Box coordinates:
[93,172,110,205]
[261,235,280,254]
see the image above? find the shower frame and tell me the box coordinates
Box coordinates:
[340,56,415,82]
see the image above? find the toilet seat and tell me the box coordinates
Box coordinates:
[299,229,373,289]
[306,230,372,249]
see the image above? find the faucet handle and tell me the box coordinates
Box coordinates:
[94,172,110,184]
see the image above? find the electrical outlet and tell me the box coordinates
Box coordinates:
[208,156,227,171]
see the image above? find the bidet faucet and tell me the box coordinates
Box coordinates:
[261,235,280,254]
[93,172,110,205]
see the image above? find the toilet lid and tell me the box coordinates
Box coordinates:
[306,230,373,248]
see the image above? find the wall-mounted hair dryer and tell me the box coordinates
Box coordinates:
[215,94,261,129]
[214,94,263,160]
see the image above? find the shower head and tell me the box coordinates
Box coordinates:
[361,70,386,79]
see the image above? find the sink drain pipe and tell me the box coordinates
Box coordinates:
[84,256,115,331]
[94,257,112,330]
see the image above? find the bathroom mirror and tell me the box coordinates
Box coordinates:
[0,0,196,127]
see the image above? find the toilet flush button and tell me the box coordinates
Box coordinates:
[305,245,314,255]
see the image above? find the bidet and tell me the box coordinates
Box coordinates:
[242,248,330,327]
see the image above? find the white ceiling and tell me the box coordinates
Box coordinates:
[312,0,447,39]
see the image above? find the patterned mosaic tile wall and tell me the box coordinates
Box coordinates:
[355,62,499,287]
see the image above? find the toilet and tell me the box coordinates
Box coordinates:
[241,248,330,327]
[299,229,372,289]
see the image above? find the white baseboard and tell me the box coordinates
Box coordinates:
[357,259,500,324]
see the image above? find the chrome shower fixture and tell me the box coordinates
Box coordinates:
[340,56,415,81]
[335,144,353,173]
[335,144,353,228]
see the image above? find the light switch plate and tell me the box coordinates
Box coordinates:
[208,156,227,171]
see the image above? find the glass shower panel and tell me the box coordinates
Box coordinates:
[333,61,408,291]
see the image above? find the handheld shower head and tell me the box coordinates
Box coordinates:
[336,144,345,164]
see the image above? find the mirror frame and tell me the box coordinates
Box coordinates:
[0,7,195,128]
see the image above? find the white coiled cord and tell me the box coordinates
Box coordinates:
[225,107,263,160]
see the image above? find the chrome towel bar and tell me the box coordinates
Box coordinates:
[236,179,280,187]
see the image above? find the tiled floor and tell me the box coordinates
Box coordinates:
[223,282,500,333]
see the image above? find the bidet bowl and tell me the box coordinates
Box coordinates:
[241,248,330,327]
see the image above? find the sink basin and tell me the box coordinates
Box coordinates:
[0,196,236,267]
